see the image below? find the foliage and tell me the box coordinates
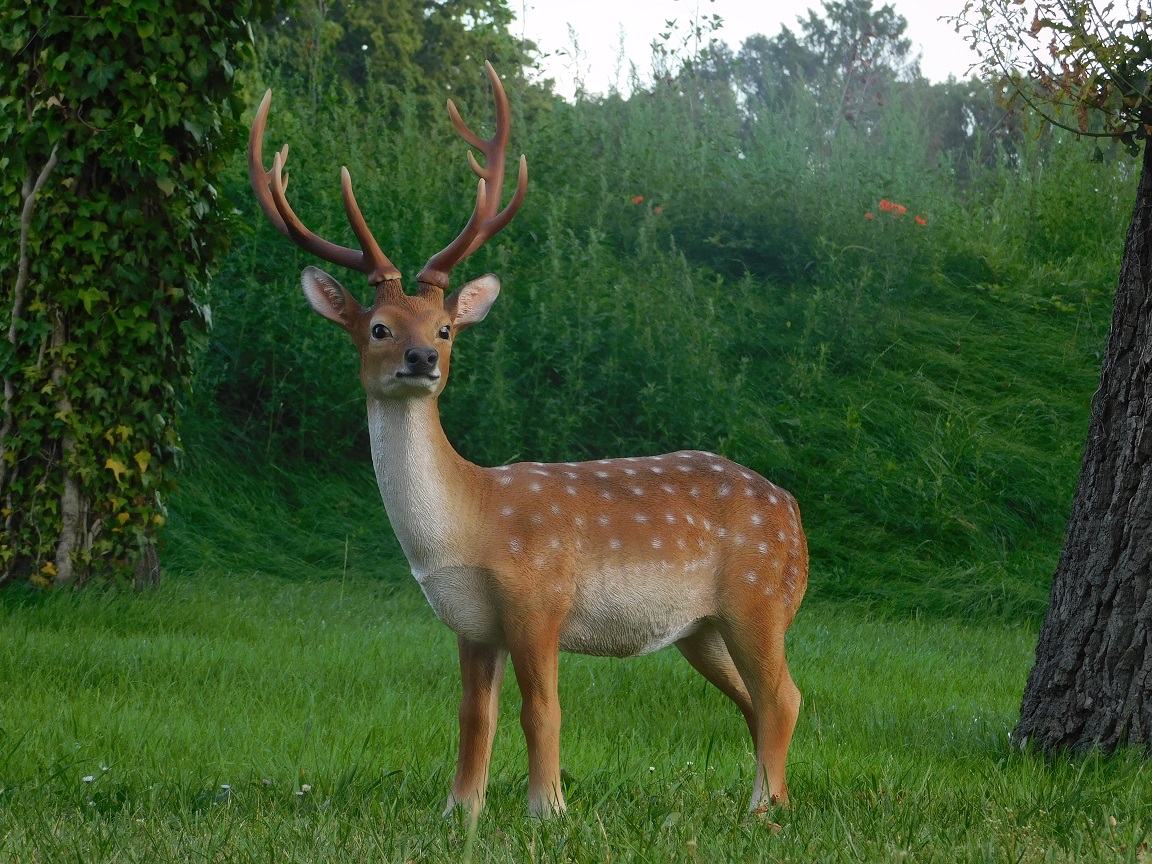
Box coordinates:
[260,0,544,113]
[956,0,1152,154]
[0,0,270,586]
[738,0,916,130]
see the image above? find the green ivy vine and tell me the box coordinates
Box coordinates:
[0,0,271,586]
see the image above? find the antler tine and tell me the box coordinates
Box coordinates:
[416,62,528,290]
[249,89,400,285]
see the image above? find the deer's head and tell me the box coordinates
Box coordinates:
[248,62,526,401]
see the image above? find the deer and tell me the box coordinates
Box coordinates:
[248,62,808,819]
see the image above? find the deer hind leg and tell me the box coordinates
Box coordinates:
[445,637,508,818]
[507,623,566,818]
[721,623,801,811]
[676,624,758,750]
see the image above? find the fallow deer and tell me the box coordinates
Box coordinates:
[248,62,807,818]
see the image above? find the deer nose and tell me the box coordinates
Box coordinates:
[404,346,439,373]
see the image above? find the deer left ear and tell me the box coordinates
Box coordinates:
[445,274,500,332]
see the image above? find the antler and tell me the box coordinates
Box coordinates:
[416,61,528,290]
[248,90,401,285]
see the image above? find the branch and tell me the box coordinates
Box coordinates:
[1,144,60,498]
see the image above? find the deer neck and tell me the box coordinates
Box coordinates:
[365,395,481,575]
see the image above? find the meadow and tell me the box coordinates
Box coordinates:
[3,40,1152,862]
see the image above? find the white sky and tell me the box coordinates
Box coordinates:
[512,0,983,99]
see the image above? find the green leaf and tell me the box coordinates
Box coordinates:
[136,21,155,39]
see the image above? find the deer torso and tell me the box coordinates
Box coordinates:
[369,396,806,658]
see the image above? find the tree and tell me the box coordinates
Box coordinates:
[738,0,916,127]
[0,1,270,586]
[958,0,1152,751]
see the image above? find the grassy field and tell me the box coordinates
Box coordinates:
[1,464,1150,862]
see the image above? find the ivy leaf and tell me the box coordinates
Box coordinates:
[134,450,152,473]
[105,458,128,483]
[156,177,175,196]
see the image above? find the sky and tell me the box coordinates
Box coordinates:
[511,0,984,99]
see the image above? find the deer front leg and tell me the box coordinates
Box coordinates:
[508,623,566,818]
[444,636,508,818]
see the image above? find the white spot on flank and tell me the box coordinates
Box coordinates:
[661,484,675,494]
[734,534,746,545]
[549,537,561,549]
[678,465,693,473]
[600,490,614,500]
[676,538,687,550]
[651,466,664,474]
[531,513,544,525]
[550,504,562,515]
[530,482,542,492]
[677,453,692,459]
[597,514,610,526]
[744,487,756,496]
[789,564,799,577]
[501,506,514,517]
[595,471,609,478]
[740,470,753,480]
[498,474,514,485]
[710,463,725,472]
[664,512,676,524]
[564,471,579,479]
[689,487,700,498]
[631,486,645,496]
[717,527,728,538]
[566,485,577,495]
[533,554,546,569]
[529,469,551,477]
[685,514,695,525]
[495,465,511,471]
[624,468,637,475]
[777,531,787,542]
[758,542,770,554]
[697,537,706,549]
[653,455,664,461]
[769,494,779,505]
[651,538,663,549]
[718,483,732,497]
[609,538,622,550]
[575,515,586,528]
[597,460,611,465]
[750,513,763,525]
[702,518,712,531]
[509,538,522,553]
[634,513,649,523]
[792,535,801,547]
[764,584,775,596]
[745,571,758,584]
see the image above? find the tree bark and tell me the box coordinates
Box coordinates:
[1015,140,1152,751]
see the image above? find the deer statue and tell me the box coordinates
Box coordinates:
[248,62,808,819]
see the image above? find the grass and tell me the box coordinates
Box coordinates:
[1,479,1150,861]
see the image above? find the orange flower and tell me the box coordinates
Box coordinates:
[653,205,663,214]
[631,195,644,204]
[893,203,907,216]
[865,212,875,220]
[879,199,893,211]
[914,215,927,226]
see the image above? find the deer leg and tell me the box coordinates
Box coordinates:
[507,623,566,818]
[721,624,801,811]
[444,636,507,818]
[676,624,758,751]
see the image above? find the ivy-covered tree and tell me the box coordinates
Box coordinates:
[0,0,270,587]
[958,0,1152,751]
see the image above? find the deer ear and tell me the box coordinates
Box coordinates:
[445,274,500,332]
[301,266,358,326]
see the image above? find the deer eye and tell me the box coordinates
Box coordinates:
[438,325,451,340]
[371,323,392,340]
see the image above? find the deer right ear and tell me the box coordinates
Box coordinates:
[445,274,501,332]
[301,266,358,326]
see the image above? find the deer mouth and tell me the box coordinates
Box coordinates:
[395,370,441,380]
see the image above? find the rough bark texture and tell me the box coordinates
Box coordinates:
[1015,141,1152,752]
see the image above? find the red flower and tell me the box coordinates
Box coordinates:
[879,199,893,211]
[631,195,644,204]
[653,205,663,214]
[914,215,927,226]
[865,212,875,220]
[893,203,907,216]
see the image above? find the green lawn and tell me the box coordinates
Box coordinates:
[2,563,1149,862]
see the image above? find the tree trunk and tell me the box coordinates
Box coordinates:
[1015,140,1152,751]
